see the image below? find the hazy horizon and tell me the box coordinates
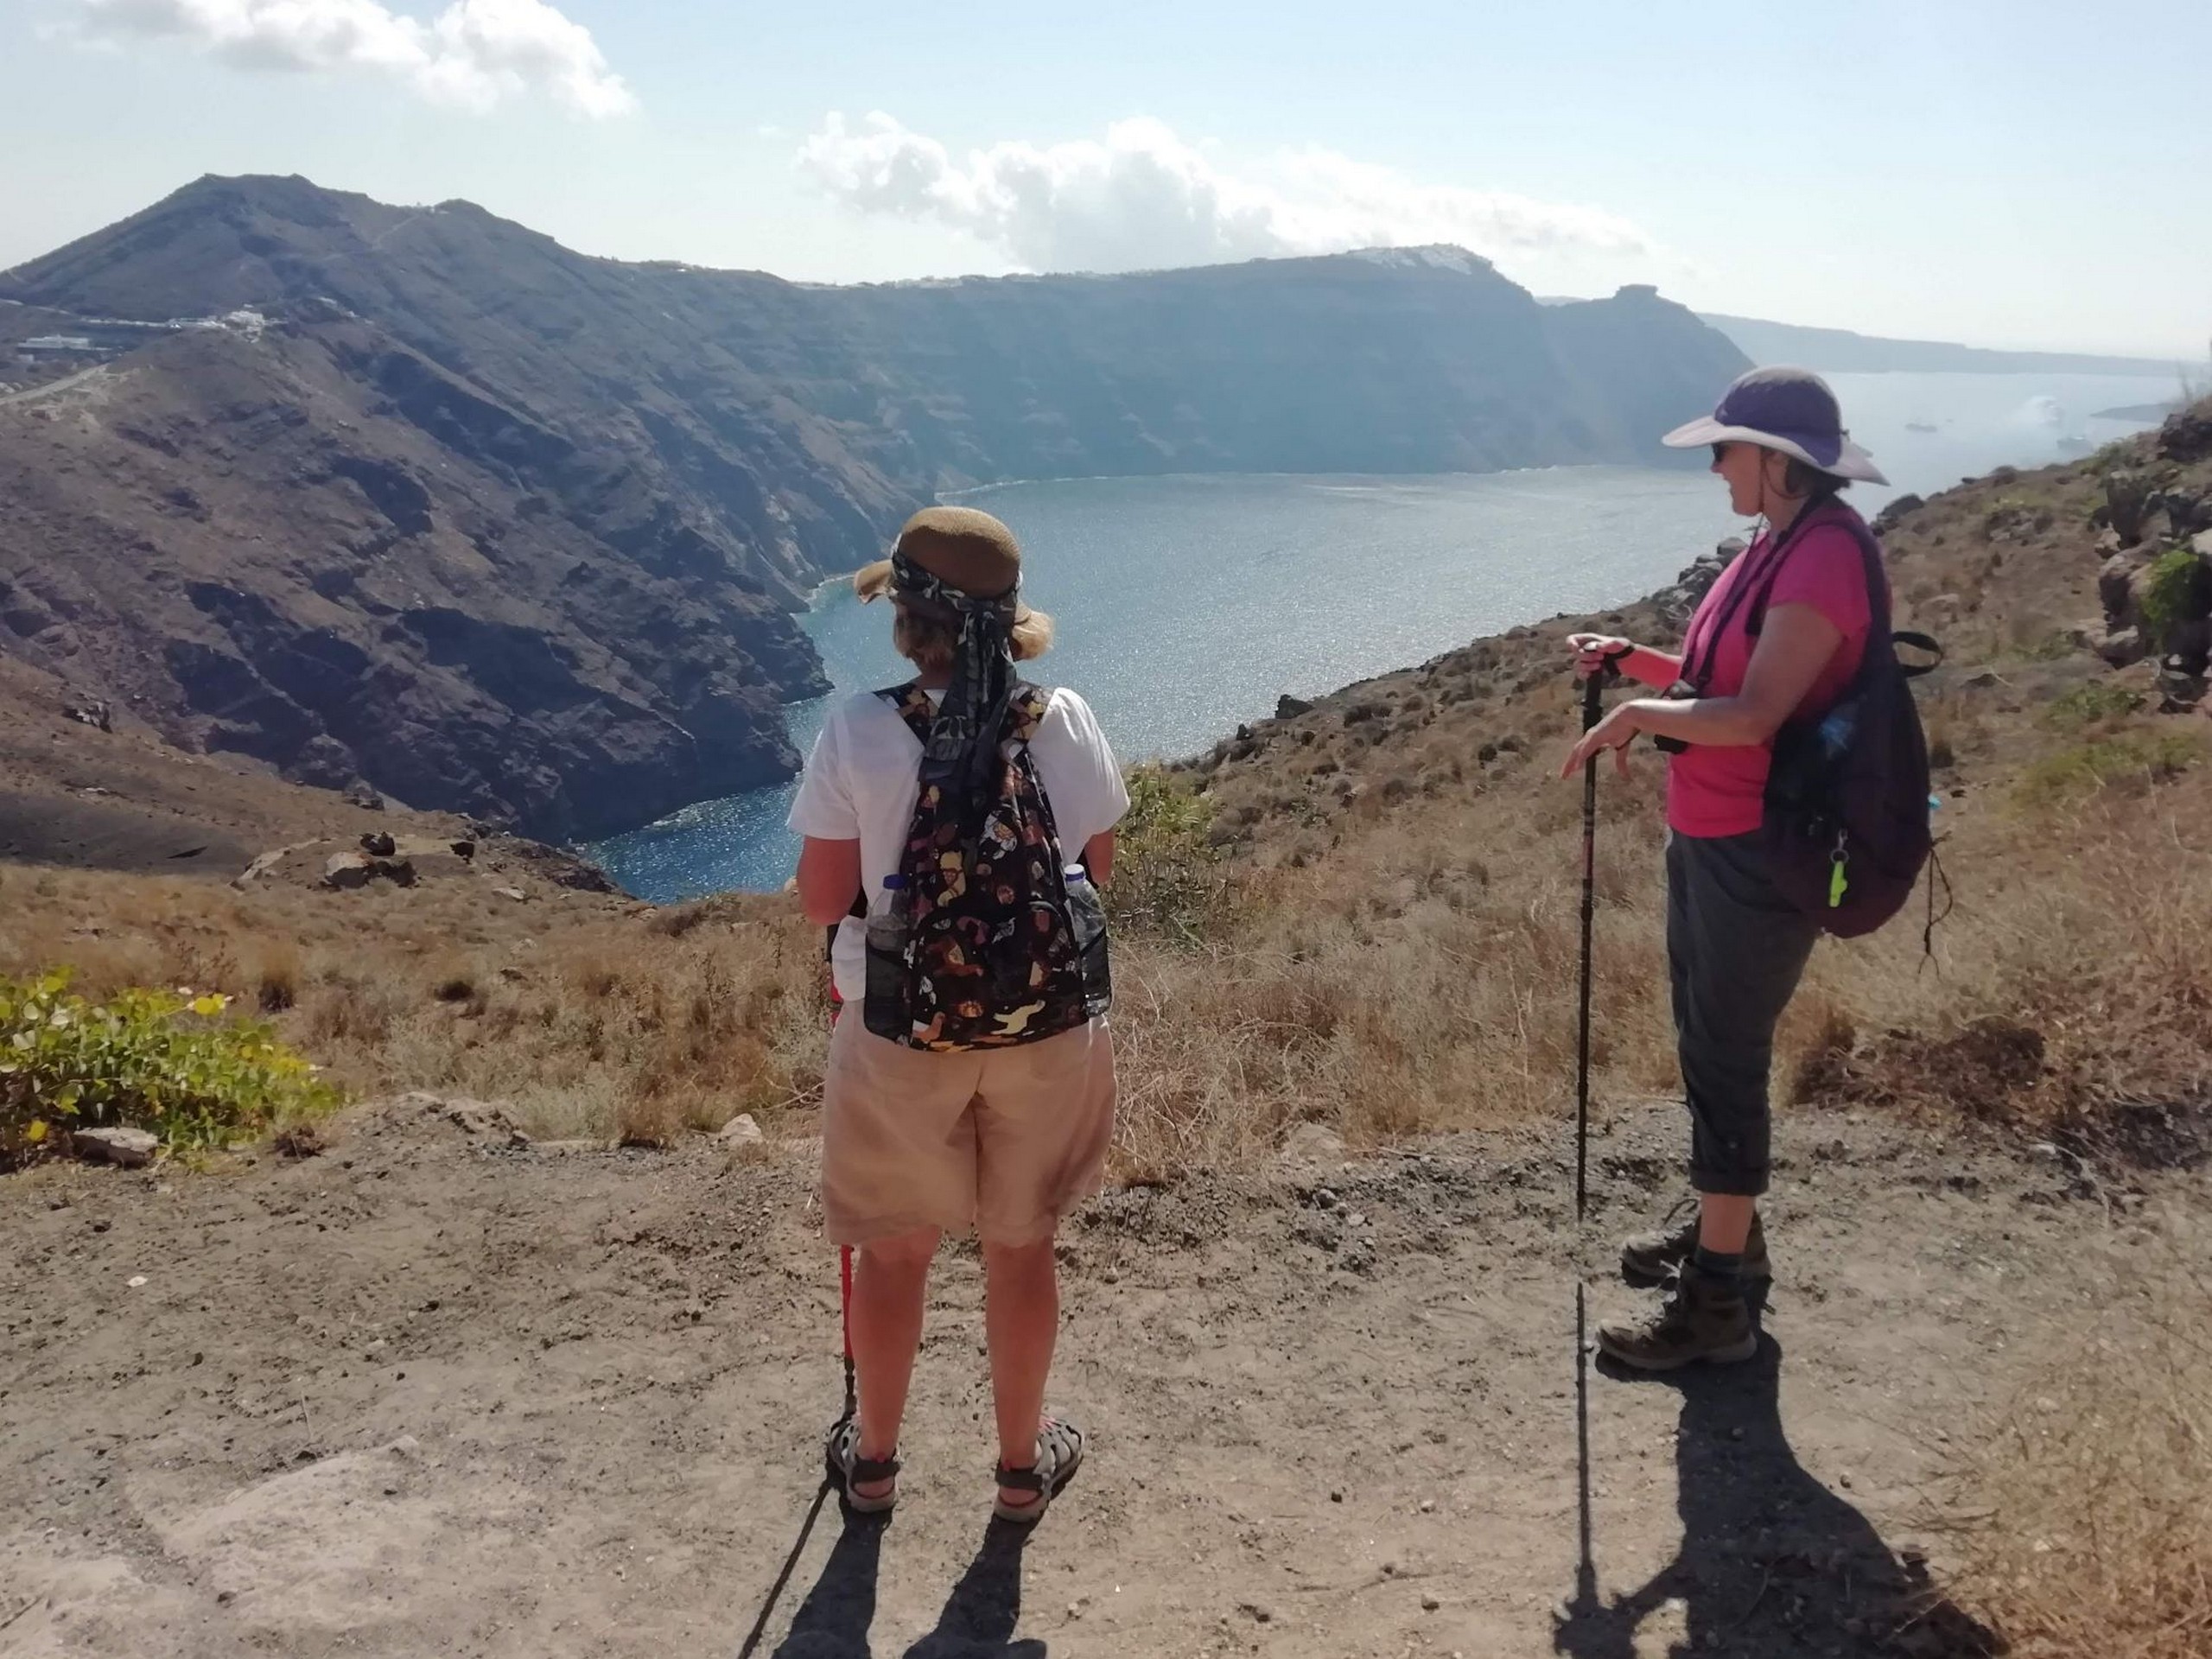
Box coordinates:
[4,1,2208,359]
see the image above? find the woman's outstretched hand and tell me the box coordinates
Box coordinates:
[1560,703,1640,780]
[1567,633,1636,683]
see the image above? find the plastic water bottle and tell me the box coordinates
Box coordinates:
[1064,865,1113,1019]
[861,874,912,1040]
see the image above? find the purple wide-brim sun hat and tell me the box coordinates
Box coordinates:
[1662,365,1889,486]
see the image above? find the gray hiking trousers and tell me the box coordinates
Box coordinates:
[1666,830,1821,1198]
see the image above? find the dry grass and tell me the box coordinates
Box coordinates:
[1786,770,2212,1153]
[1117,696,2212,1183]
[1942,1232,2212,1658]
[1107,781,1679,1180]
[253,938,303,1013]
[0,867,824,1144]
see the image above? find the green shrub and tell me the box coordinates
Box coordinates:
[1109,767,1234,944]
[0,970,340,1162]
[2139,549,2209,651]
[2044,680,2146,731]
[2015,732,2204,808]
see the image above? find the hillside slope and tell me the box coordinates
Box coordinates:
[0,325,815,840]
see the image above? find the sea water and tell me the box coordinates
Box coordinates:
[590,370,2174,899]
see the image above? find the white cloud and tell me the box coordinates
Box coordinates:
[75,0,634,118]
[797,113,1651,277]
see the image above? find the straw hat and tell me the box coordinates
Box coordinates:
[855,506,1030,618]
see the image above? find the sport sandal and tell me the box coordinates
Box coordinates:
[825,1418,900,1514]
[992,1415,1085,1524]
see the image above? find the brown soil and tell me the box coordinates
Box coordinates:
[3,1091,2199,1658]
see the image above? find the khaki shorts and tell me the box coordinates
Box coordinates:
[820,1014,1116,1247]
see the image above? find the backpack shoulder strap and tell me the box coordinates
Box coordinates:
[1007,682,1053,744]
[1745,499,1889,643]
[1745,503,1951,686]
[1687,528,1796,691]
[874,680,933,746]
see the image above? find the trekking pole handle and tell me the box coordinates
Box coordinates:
[1579,646,1627,733]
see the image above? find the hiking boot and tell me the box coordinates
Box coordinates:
[1618,1200,1770,1288]
[1596,1269,1759,1371]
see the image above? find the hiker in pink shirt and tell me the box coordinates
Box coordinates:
[1557,367,1891,1371]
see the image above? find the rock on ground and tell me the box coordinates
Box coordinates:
[70,1126,159,1167]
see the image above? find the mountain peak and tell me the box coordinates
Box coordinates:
[158,171,369,223]
[1346,245,1496,276]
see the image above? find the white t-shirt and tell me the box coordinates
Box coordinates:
[789,684,1131,1002]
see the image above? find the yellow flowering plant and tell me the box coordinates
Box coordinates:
[0,969,340,1162]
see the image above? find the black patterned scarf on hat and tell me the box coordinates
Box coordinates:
[891,550,1020,811]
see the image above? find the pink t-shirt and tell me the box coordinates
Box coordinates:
[1665,519,1876,838]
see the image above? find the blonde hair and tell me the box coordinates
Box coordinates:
[854,563,1056,672]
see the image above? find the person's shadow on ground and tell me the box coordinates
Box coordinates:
[766,1514,1046,1659]
[1552,1301,2003,1659]
[899,1522,1046,1659]
[767,1509,887,1659]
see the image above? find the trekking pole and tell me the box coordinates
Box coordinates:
[827,924,856,1433]
[1574,654,1619,1225]
[732,928,855,1659]
[1567,647,1620,1637]
[838,1241,856,1427]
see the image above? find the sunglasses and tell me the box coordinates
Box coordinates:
[1710,441,1736,464]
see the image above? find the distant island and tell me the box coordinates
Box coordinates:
[2094,400,2185,422]
[1697,313,2183,378]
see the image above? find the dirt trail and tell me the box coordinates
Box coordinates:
[0,364,112,409]
[2,1096,2196,1658]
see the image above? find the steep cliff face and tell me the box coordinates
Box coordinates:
[789,252,1746,481]
[0,176,1749,836]
[0,326,816,840]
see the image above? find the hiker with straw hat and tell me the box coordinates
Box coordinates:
[1557,367,1891,1371]
[790,505,1128,1522]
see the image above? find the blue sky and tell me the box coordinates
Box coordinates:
[3,0,2207,357]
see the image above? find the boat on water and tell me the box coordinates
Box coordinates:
[1905,420,1939,434]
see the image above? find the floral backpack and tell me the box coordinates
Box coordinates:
[861,681,1110,1052]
